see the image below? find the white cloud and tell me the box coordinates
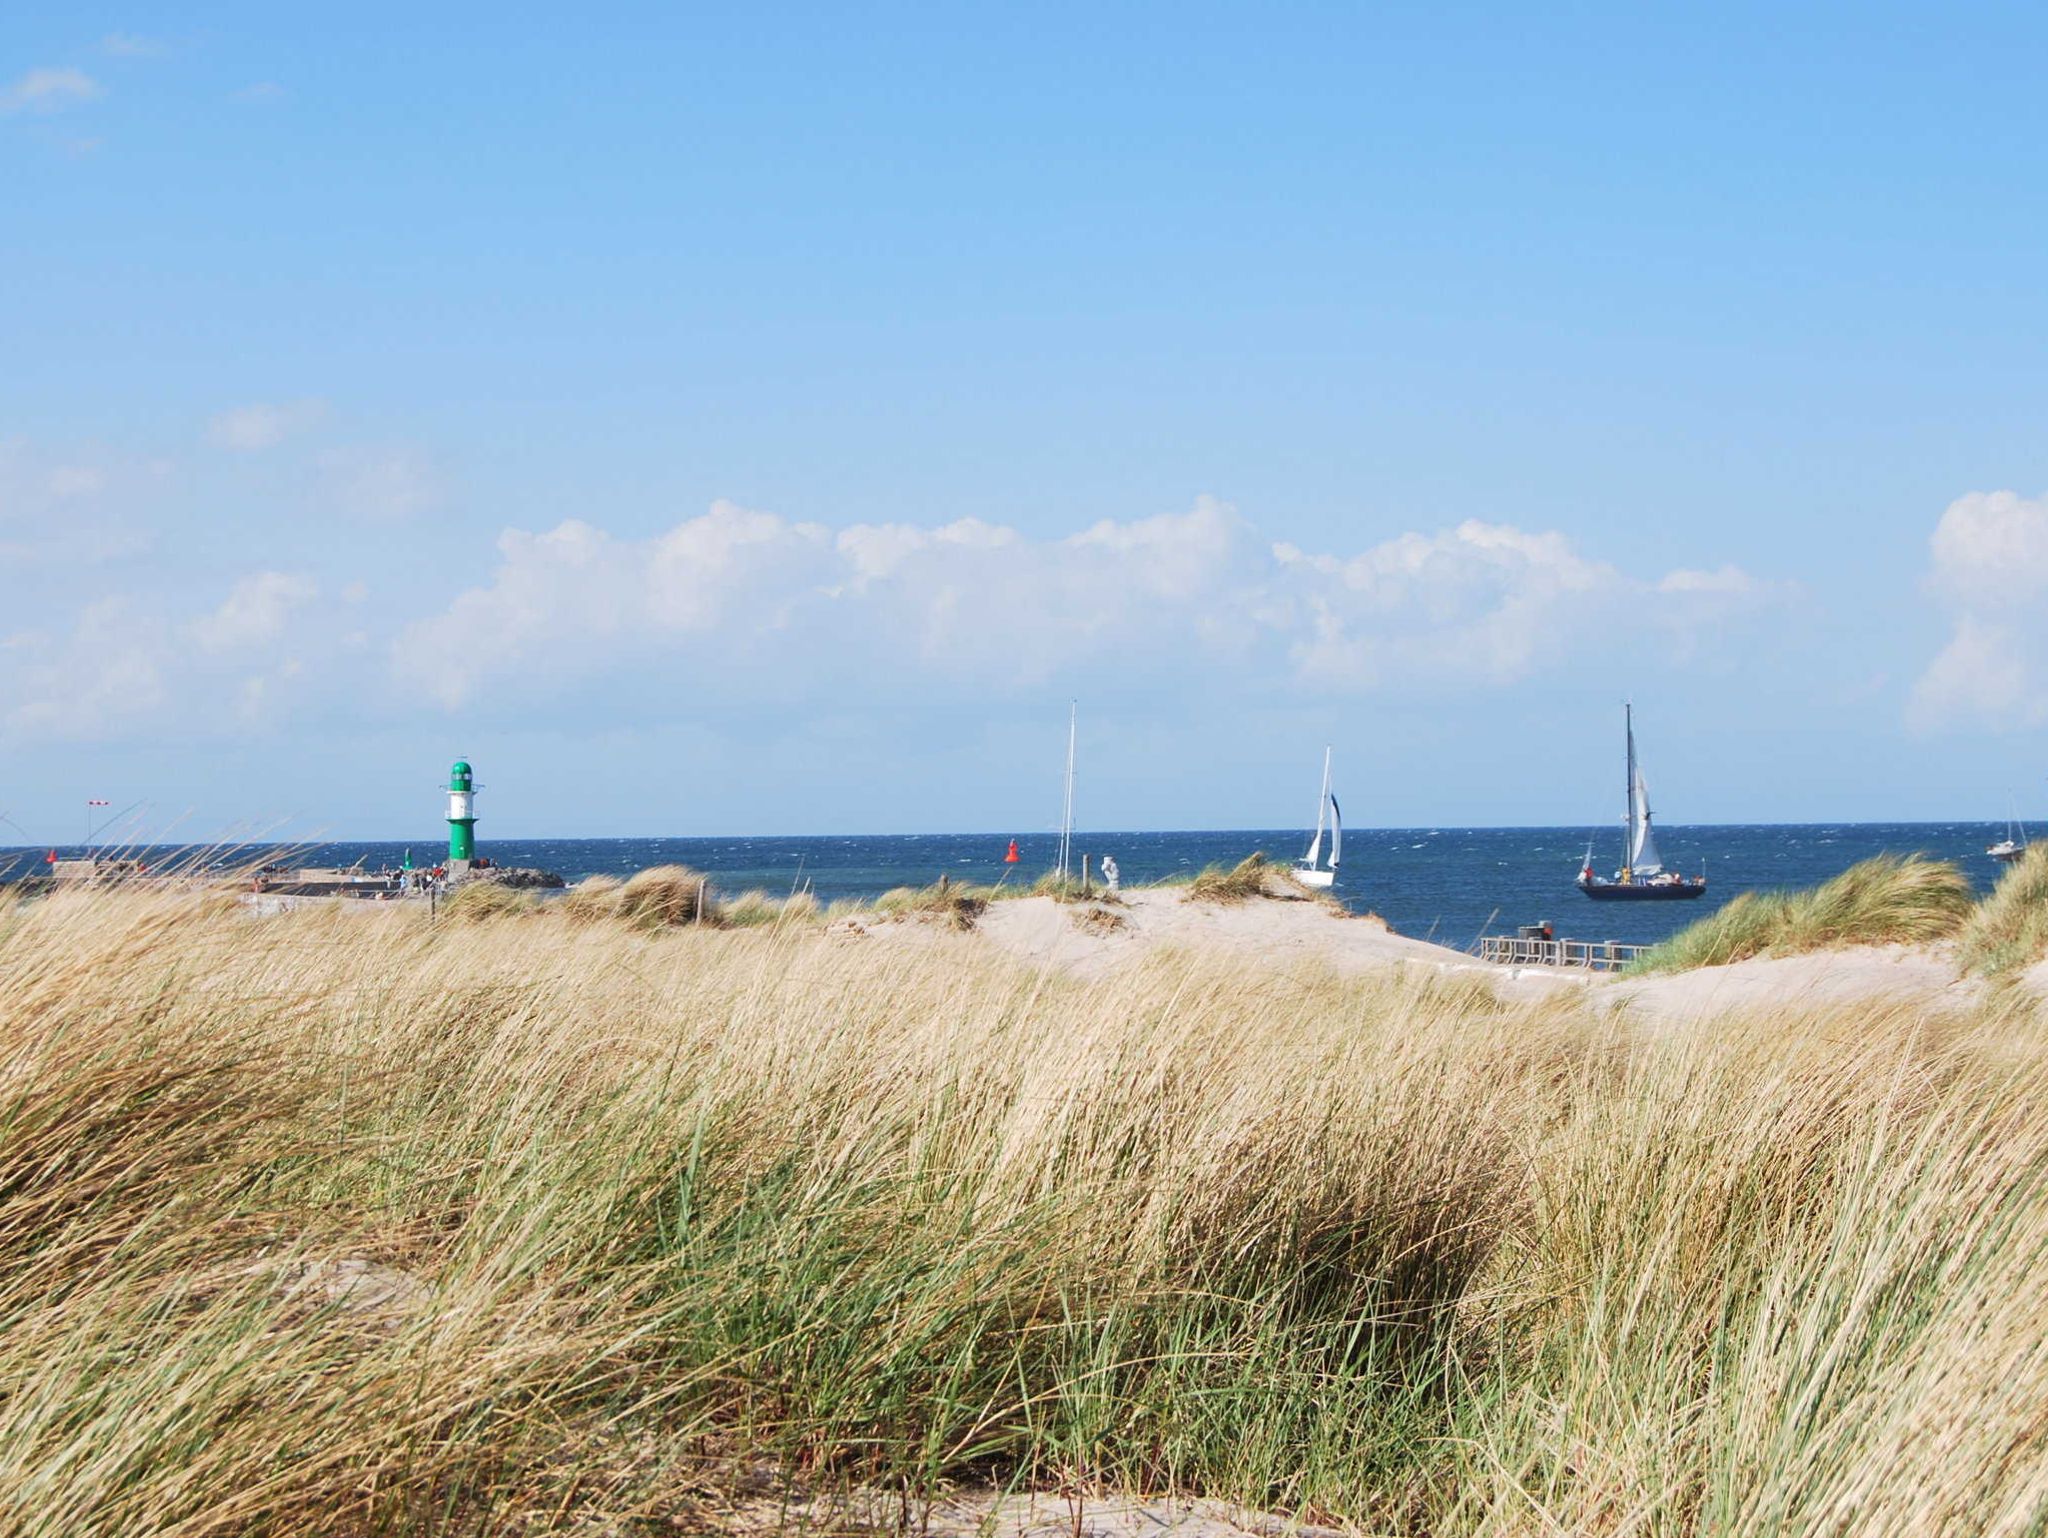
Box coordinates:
[1657,564,1765,596]
[319,446,437,519]
[1910,490,2048,730]
[3,574,327,741]
[207,399,327,451]
[2,600,167,738]
[1274,521,1620,688]
[394,499,1780,712]
[0,438,157,565]
[188,572,317,653]
[102,33,165,57]
[1,68,103,114]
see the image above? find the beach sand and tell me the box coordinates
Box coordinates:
[859,884,2007,1017]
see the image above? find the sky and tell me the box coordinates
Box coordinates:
[5,3,2048,842]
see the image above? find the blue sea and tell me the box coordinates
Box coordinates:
[5,822,2018,949]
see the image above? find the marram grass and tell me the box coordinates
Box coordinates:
[1629,852,1974,974]
[1186,851,1274,903]
[1958,842,2048,978]
[1,884,2046,1534]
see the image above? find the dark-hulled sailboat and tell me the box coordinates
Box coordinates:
[1577,704,1707,901]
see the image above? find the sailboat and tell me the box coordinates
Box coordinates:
[1577,705,1706,901]
[1294,747,1342,889]
[1988,800,2029,863]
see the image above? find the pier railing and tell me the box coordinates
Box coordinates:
[1478,935,1650,971]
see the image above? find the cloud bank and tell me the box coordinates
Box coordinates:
[1910,490,2048,730]
[392,498,1778,711]
[0,495,1788,743]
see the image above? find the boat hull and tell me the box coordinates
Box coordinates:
[1578,877,1707,901]
[1293,866,1335,888]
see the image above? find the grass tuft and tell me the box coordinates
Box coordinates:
[615,863,718,928]
[1186,852,1273,904]
[1958,843,2048,978]
[558,873,624,923]
[1630,853,1972,973]
[873,876,988,930]
[440,878,537,921]
[1069,903,1128,935]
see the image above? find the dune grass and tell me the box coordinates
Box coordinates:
[439,877,538,921]
[1629,853,1974,974]
[872,875,991,929]
[2,886,2047,1533]
[1186,852,1274,904]
[1958,843,2048,978]
[719,887,822,928]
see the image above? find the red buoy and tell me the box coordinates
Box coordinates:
[1004,838,1020,864]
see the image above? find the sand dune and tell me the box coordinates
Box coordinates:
[864,885,2010,1017]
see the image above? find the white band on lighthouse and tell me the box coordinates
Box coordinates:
[448,792,474,820]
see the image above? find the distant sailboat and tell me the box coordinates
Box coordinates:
[1988,800,2029,864]
[1577,705,1706,901]
[1295,747,1341,889]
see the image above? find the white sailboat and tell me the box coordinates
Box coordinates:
[1988,798,2028,863]
[1294,747,1341,889]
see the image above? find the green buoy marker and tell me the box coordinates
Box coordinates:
[446,759,477,867]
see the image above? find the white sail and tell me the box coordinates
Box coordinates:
[1629,764,1664,875]
[1302,746,1330,866]
[1295,747,1337,887]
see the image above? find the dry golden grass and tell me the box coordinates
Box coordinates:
[1186,852,1274,904]
[1959,843,2048,978]
[557,871,624,923]
[872,876,989,929]
[615,861,718,927]
[2,885,2046,1534]
[1631,853,1975,973]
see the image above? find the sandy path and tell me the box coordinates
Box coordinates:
[728,1488,1342,1537]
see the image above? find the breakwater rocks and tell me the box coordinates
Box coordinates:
[467,867,566,890]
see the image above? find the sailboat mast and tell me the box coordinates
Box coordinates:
[1623,702,1637,872]
[1057,701,1076,883]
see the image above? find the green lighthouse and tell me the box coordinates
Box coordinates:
[446,759,477,865]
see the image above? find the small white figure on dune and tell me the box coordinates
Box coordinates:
[1101,855,1120,893]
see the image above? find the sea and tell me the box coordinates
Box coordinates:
[4,822,2017,950]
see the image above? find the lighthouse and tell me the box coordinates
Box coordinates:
[446,759,477,869]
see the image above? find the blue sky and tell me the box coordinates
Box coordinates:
[5,4,2048,841]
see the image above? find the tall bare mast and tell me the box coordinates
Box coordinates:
[1056,701,1077,884]
[1623,702,1637,874]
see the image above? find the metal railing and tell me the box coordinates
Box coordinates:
[1478,935,1650,971]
